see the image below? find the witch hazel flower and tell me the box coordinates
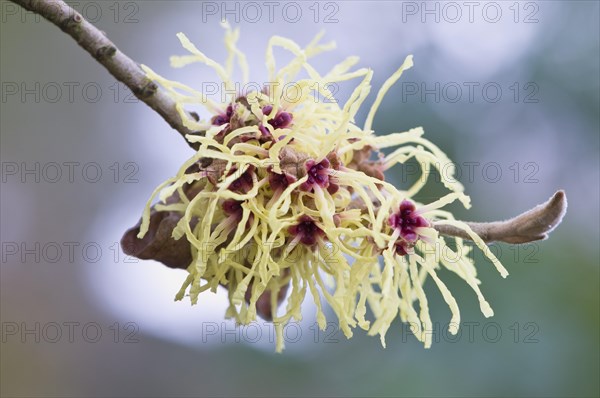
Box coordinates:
[122,23,565,352]
[388,199,431,256]
[288,215,325,248]
[301,157,339,194]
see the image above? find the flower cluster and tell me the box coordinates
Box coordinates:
[134,25,507,351]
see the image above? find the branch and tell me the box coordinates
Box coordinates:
[433,190,567,244]
[10,0,196,144]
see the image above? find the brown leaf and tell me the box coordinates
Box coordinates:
[121,210,192,270]
[121,181,203,270]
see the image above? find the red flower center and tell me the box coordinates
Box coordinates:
[388,199,429,255]
[288,215,324,247]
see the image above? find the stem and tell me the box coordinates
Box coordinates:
[433,190,567,244]
[10,0,196,144]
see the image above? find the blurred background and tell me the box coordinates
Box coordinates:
[1,1,598,396]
